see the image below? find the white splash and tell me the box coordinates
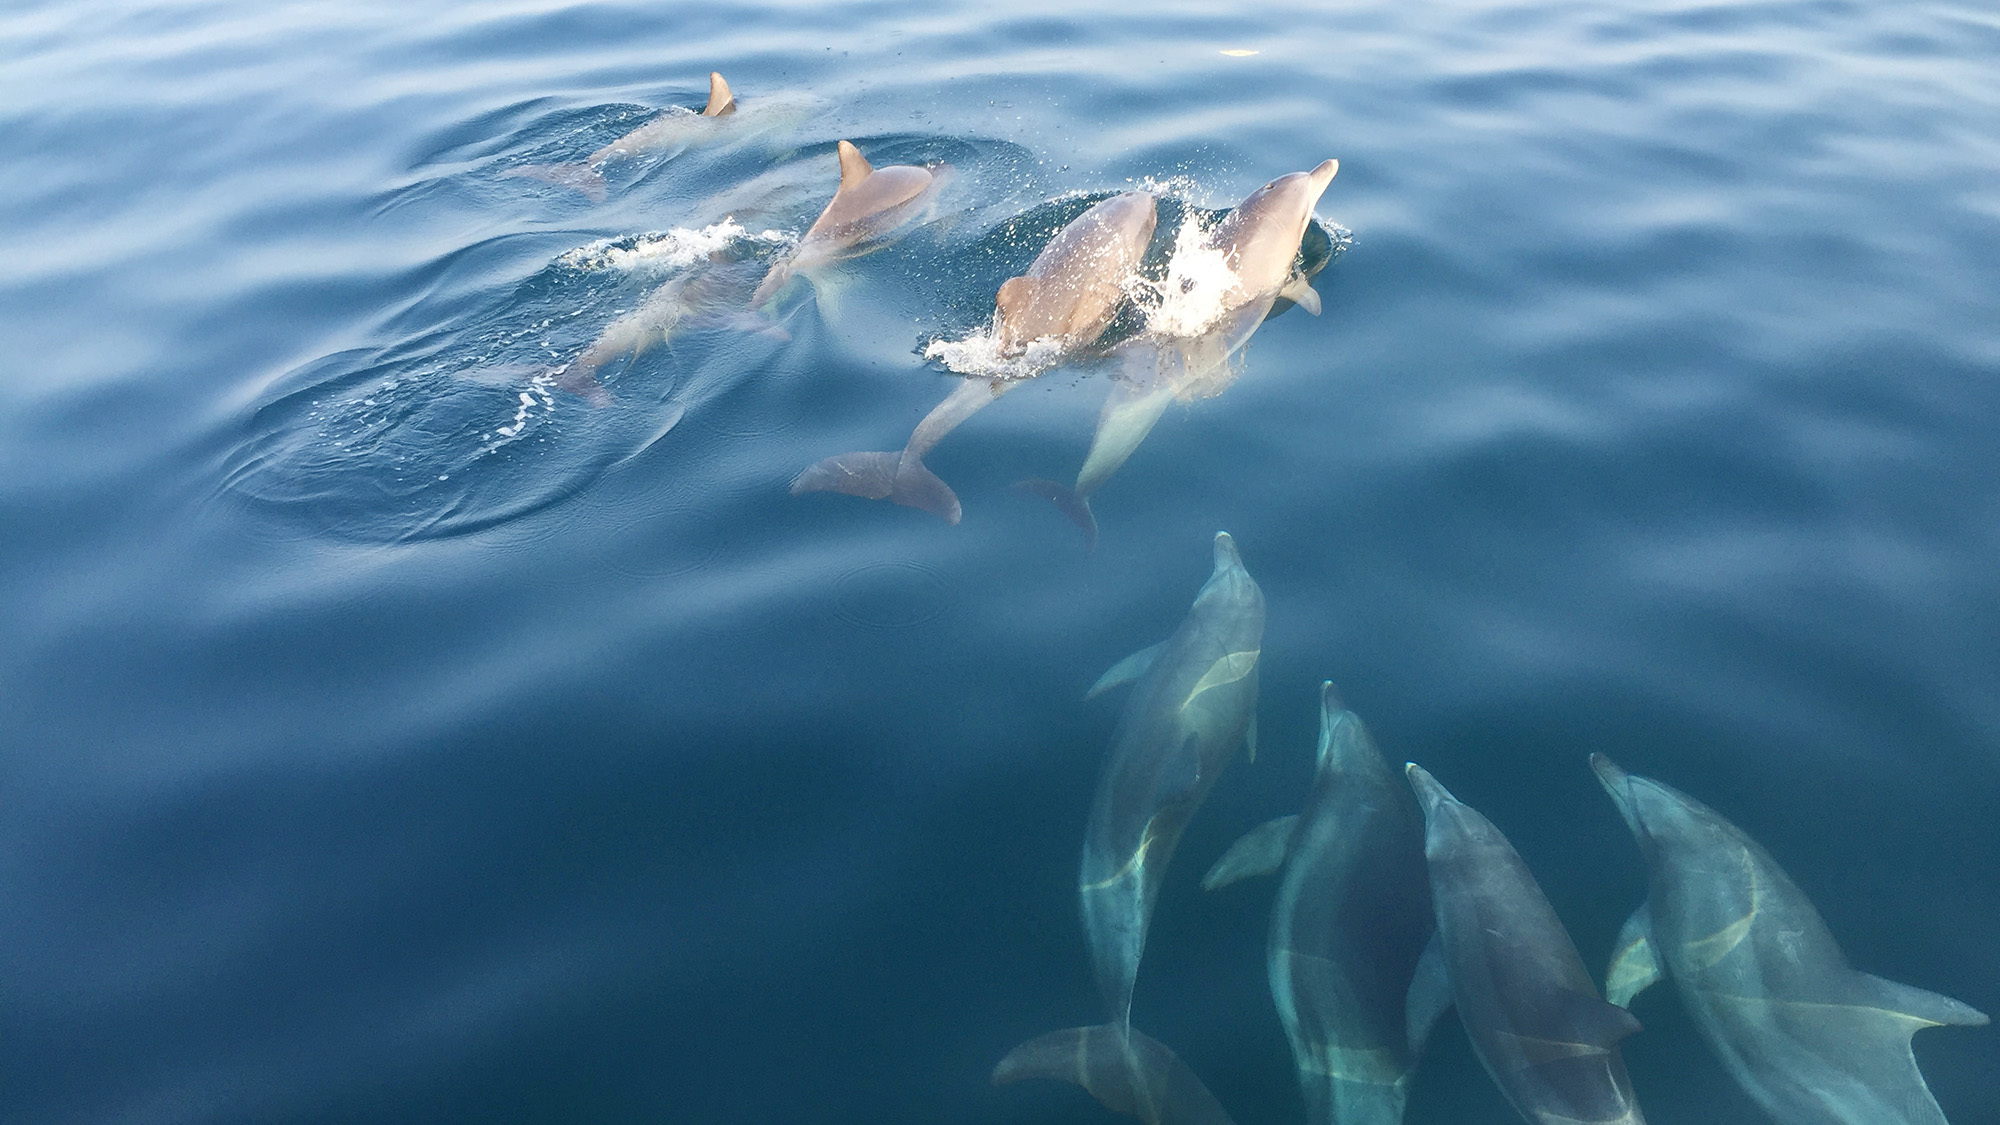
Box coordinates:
[558,219,792,274]
[1135,211,1242,339]
[480,373,558,454]
[922,328,1072,381]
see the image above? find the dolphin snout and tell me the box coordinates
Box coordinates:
[1318,679,1343,713]
[1589,753,1647,836]
[1589,753,1630,791]
[1212,531,1241,570]
[1404,762,1453,814]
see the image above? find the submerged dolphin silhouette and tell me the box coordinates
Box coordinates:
[790,191,1157,522]
[1406,763,1649,1125]
[552,255,781,406]
[1202,685,1439,1125]
[1591,755,1988,1125]
[747,140,949,309]
[994,532,1263,1125]
[1023,160,1336,547]
[506,72,738,202]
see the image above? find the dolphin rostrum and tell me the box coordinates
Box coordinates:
[994,532,1264,1125]
[1590,755,1988,1125]
[747,140,949,309]
[506,72,738,203]
[1406,763,1649,1125]
[790,191,1157,522]
[1023,160,1336,547]
[1202,685,1440,1125]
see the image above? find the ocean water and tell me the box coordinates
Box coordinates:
[2,0,1996,1122]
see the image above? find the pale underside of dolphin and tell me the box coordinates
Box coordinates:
[505,72,738,203]
[747,140,949,310]
[790,191,1158,523]
[1202,684,1440,1125]
[1591,755,1988,1125]
[1023,159,1337,549]
[1406,763,1649,1125]
[993,532,1264,1125]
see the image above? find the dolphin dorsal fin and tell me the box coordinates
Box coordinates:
[703,72,736,116]
[836,140,874,191]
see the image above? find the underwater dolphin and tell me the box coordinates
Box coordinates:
[790,191,1157,522]
[1406,763,1649,1125]
[994,532,1264,1125]
[506,72,737,202]
[1202,685,1440,1125]
[1023,160,1336,547]
[1590,755,1988,1125]
[553,255,779,406]
[748,140,949,309]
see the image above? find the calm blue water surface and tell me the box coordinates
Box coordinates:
[3,0,1997,1122]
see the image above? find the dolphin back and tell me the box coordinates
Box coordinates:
[993,1024,1236,1125]
[1407,763,1649,1125]
[1591,755,1989,1125]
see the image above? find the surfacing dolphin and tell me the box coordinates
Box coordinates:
[506,72,738,203]
[1406,763,1649,1125]
[993,532,1264,1125]
[1023,160,1336,548]
[747,140,950,310]
[1590,755,1988,1125]
[790,191,1157,522]
[1202,685,1440,1125]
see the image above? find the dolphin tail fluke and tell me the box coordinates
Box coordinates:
[791,451,963,523]
[555,365,615,408]
[501,162,608,203]
[1016,479,1097,551]
[992,1024,1235,1125]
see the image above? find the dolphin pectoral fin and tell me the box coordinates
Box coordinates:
[993,1024,1236,1125]
[1016,479,1098,551]
[501,162,608,203]
[1200,815,1299,890]
[1605,904,1662,1009]
[1847,972,1991,1029]
[1278,273,1322,315]
[803,268,855,323]
[1087,641,1167,700]
[748,262,796,311]
[1405,931,1454,1057]
[790,452,963,523]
